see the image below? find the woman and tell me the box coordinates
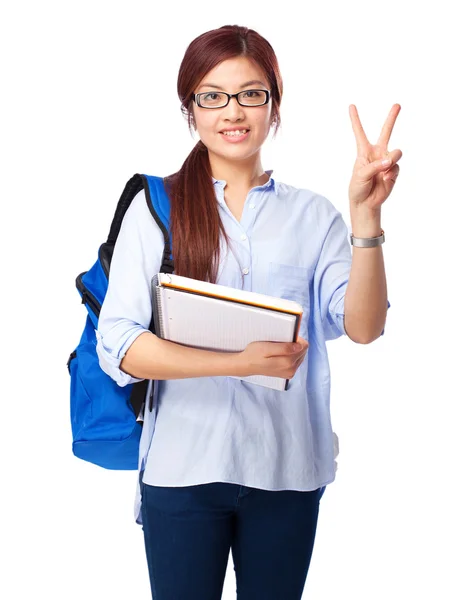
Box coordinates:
[96,24,401,600]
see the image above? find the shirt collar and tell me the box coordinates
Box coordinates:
[211,169,278,196]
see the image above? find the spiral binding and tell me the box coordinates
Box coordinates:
[154,286,166,339]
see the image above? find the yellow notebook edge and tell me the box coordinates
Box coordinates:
[156,272,303,317]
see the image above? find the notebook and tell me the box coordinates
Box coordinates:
[150,273,303,391]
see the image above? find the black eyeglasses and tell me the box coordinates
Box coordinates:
[193,89,271,109]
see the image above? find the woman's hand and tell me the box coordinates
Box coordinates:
[234,336,309,380]
[348,104,402,213]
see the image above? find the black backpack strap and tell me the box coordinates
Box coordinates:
[107,174,145,245]
[129,379,149,421]
[99,174,146,279]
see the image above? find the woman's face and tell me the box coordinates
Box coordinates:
[192,56,273,163]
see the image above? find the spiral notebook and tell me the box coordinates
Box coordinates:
[151,273,303,391]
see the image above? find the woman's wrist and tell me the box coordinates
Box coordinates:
[350,207,382,238]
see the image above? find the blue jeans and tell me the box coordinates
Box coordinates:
[141,480,326,599]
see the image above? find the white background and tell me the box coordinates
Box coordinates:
[2,1,467,598]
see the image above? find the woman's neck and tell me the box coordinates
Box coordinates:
[209,155,268,190]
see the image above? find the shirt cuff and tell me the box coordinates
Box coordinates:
[330,292,347,338]
[95,328,147,387]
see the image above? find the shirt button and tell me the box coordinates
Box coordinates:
[242,268,250,275]
[249,203,255,209]
[241,234,247,241]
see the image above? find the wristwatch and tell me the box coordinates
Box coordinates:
[350,229,385,248]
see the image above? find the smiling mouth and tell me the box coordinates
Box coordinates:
[220,129,250,137]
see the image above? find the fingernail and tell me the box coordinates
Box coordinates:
[382,158,391,166]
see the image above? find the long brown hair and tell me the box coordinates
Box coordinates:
[163,25,283,283]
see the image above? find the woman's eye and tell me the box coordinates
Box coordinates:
[205,93,219,100]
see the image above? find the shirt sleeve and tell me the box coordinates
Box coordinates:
[313,195,390,342]
[95,188,165,386]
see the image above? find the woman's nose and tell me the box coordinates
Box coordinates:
[223,96,245,119]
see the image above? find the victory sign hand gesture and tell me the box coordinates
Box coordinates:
[348,104,402,211]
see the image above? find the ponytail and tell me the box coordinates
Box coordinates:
[163,141,229,283]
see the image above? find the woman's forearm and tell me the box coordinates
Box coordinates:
[344,210,388,344]
[120,331,242,380]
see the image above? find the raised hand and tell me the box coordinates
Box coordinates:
[348,104,402,211]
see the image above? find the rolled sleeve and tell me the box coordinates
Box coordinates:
[313,199,352,341]
[95,328,147,387]
[328,286,347,339]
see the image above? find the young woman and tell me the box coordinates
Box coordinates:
[96,24,401,600]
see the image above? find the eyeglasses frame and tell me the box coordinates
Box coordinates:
[192,89,271,109]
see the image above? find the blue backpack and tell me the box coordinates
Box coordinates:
[67,174,174,470]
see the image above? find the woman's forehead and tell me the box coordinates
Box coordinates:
[199,57,267,89]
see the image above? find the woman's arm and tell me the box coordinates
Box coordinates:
[120,331,241,380]
[344,211,388,343]
[343,103,401,343]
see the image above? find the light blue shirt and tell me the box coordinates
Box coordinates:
[95,169,388,524]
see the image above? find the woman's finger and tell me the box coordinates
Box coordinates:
[356,149,402,182]
[294,346,308,366]
[383,164,400,182]
[349,105,370,153]
[377,104,401,148]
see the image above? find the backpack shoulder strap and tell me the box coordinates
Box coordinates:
[105,174,145,246]
[103,174,174,276]
[140,175,174,275]
[99,174,145,279]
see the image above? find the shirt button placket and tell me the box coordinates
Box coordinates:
[240,193,255,289]
[242,192,256,232]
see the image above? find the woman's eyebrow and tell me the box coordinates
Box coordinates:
[199,80,267,90]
